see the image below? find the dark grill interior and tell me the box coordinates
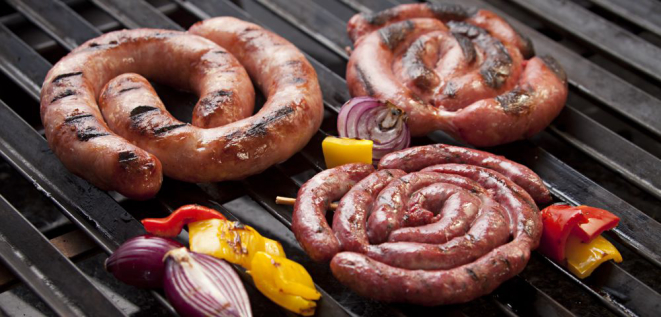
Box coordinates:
[0,0,660,316]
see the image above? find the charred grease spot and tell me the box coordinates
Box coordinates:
[52,72,83,83]
[540,55,567,84]
[153,124,187,136]
[118,151,138,164]
[452,33,476,63]
[427,3,476,21]
[379,20,414,51]
[496,88,532,115]
[50,89,76,103]
[246,105,294,137]
[355,65,375,96]
[130,105,159,118]
[118,86,141,94]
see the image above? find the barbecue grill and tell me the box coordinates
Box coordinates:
[0,0,659,316]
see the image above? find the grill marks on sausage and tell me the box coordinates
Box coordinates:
[152,124,187,136]
[355,65,375,96]
[198,90,233,115]
[52,72,83,83]
[448,22,513,89]
[379,20,415,51]
[118,86,141,94]
[50,89,77,103]
[118,150,138,164]
[128,106,186,136]
[402,38,439,90]
[64,113,110,142]
[129,105,159,118]
[540,55,567,84]
[451,33,476,64]
[245,105,294,137]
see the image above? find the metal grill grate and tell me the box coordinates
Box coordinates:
[0,0,659,316]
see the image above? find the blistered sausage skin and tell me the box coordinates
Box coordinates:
[40,29,253,199]
[379,144,552,204]
[346,3,568,146]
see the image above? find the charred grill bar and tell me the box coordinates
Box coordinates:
[0,0,659,316]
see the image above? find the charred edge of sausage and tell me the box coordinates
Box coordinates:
[449,22,513,89]
[118,150,138,164]
[130,105,160,118]
[355,65,375,96]
[153,124,187,136]
[52,72,83,83]
[118,86,141,94]
[539,55,567,85]
[495,88,532,115]
[451,33,476,64]
[379,20,415,51]
[479,40,512,89]
[403,39,439,90]
[50,89,76,103]
[245,105,295,137]
[426,3,477,21]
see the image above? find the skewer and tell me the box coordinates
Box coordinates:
[275,196,338,210]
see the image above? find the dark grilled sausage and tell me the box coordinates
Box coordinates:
[292,144,547,304]
[346,4,567,146]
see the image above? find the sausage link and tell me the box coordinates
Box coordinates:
[292,163,375,262]
[378,144,552,204]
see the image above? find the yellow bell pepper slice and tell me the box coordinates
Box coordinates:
[565,234,623,279]
[322,136,373,168]
[250,251,321,316]
[188,219,285,270]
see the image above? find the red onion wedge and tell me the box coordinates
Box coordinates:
[105,234,183,288]
[337,97,410,162]
[164,247,252,317]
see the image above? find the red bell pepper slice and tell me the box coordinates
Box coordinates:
[141,205,226,237]
[539,204,587,263]
[571,206,620,242]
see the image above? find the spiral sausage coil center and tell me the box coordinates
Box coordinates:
[292,144,549,305]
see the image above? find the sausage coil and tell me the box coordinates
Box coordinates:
[292,144,548,305]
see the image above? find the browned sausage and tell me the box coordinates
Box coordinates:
[41,18,323,199]
[292,163,375,262]
[345,3,567,146]
[378,144,552,204]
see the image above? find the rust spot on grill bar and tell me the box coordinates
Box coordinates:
[50,89,76,103]
[379,20,415,51]
[52,72,83,83]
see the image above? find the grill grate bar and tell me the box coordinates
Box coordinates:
[89,0,180,30]
[0,195,124,317]
[589,0,661,38]
[4,0,101,50]
[509,0,661,84]
[0,23,47,100]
